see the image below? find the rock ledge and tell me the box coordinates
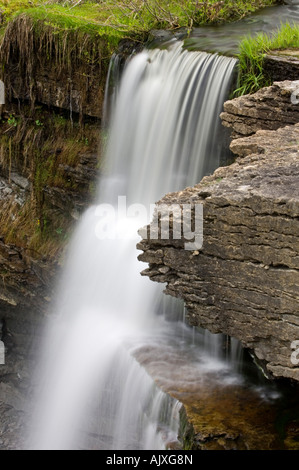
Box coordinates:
[138,122,299,382]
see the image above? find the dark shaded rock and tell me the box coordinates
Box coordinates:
[0,15,143,120]
[0,14,108,119]
[264,51,299,82]
[178,382,299,450]
[0,402,26,450]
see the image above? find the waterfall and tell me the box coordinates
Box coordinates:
[29,41,237,450]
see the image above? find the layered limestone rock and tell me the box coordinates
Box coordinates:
[138,123,299,382]
[220,80,299,139]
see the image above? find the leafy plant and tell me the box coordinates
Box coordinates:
[7,114,18,127]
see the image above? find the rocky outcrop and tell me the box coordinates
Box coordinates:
[42,150,99,219]
[220,80,299,139]
[0,14,108,119]
[138,122,299,382]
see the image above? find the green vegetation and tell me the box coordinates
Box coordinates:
[7,115,18,127]
[236,22,299,95]
[0,1,278,37]
[0,1,282,106]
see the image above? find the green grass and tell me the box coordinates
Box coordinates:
[0,1,278,36]
[0,1,279,80]
[0,0,40,17]
[236,22,299,96]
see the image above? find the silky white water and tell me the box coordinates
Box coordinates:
[30,41,238,450]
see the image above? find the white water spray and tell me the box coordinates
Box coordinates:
[30,41,237,450]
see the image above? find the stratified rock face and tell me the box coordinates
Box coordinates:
[0,15,108,119]
[138,123,299,382]
[220,80,299,139]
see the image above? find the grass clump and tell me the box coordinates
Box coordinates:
[0,0,40,18]
[236,22,299,95]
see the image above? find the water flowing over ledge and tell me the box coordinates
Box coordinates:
[28,41,238,450]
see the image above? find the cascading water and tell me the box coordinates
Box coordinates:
[29,41,238,450]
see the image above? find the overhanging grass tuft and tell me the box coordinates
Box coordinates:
[0,12,117,118]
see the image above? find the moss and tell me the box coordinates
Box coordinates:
[18,6,126,50]
[178,406,196,450]
[0,0,40,18]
